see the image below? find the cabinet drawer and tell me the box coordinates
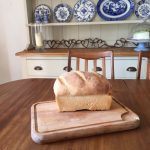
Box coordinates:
[25,57,147,79]
[114,58,147,79]
[26,59,68,77]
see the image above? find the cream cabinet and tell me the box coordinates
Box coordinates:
[21,56,147,79]
[20,0,147,79]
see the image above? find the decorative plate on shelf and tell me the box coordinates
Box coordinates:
[73,0,96,22]
[54,4,73,22]
[34,4,52,23]
[135,0,150,19]
[97,0,135,21]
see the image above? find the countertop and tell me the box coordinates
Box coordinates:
[16,48,140,57]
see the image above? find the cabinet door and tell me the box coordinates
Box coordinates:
[114,57,147,79]
[26,57,75,78]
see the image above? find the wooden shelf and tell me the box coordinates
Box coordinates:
[27,20,143,27]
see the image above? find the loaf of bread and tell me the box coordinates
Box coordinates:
[53,71,112,112]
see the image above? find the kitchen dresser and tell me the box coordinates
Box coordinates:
[17,0,149,79]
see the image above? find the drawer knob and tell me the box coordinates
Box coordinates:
[126,67,137,72]
[34,66,43,70]
[63,66,72,71]
[96,67,102,72]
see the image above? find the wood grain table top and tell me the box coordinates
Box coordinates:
[0,79,150,150]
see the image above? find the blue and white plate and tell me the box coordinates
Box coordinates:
[97,0,135,21]
[54,4,73,22]
[34,4,52,23]
[135,0,150,19]
[74,0,96,22]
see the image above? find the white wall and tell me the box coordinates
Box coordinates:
[0,0,29,84]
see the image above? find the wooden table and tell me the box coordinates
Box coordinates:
[0,79,150,150]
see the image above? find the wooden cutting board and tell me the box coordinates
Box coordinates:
[31,99,140,144]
